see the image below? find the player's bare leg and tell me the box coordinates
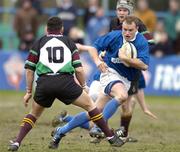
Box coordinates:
[8,101,45,151]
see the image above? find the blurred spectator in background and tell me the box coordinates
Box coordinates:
[56,0,78,36]
[14,0,42,15]
[85,7,109,45]
[164,0,180,52]
[31,0,42,15]
[13,0,39,52]
[151,20,174,57]
[135,0,157,32]
[83,0,99,26]
[174,36,180,55]
[68,27,85,44]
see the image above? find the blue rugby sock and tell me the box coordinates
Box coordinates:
[63,115,73,122]
[81,122,90,130]
[103,98,121,121]
[64,115,90,130]
[55,112,89,137]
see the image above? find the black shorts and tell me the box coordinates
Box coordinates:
[128,80,139,95]
[33,74,83,108]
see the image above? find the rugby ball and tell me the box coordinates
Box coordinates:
[120,42,137,58]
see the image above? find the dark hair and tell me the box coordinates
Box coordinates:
[47,16,63,32]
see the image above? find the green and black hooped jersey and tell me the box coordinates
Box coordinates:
[25,34,82,76]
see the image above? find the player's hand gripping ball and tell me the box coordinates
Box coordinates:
[119,42,137,66]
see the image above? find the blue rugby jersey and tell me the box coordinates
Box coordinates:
[93,30,149,81]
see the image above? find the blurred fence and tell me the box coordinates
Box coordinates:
[0,51,180,96]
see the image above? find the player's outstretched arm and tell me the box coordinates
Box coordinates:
[76,43,108,72]
[143,109,158,119]
[76,43,106,62]
[135,89,158,119]
[24,69,34,107]
[76,43,93,53]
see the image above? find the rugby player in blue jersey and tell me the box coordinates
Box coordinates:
[89,0,157,143]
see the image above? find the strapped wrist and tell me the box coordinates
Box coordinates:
[96,60,103,67]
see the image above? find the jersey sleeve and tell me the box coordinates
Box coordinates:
[136,36,150,66]
[68,39,82,68]
[24,39,40,71]
[93,32,116,53]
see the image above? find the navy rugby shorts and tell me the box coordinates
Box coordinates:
[138,72,146,89]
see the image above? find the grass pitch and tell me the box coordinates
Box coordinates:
[0,91,180,152]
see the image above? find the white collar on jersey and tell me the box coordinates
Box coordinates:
[123,31,138,43]
[46,34,63,37]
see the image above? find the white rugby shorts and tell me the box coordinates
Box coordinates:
[88,80,103,101]
[100,67,131,94]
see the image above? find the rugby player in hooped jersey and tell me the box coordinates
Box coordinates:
[8,16,125,151]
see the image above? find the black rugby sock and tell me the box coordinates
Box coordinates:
[89,108,114,138]
[120,115,132,137]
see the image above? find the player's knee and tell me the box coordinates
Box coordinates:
[122,110,133,117]
[115,93,128,103]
